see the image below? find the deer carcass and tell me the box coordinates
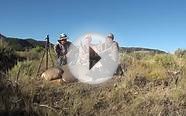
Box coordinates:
[41,67,64,81]
[41,66,77,83]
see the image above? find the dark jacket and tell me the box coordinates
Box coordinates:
[54,41,71,58]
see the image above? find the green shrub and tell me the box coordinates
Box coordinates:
[0,47,18,72]
[18,46,45,60]
[154,54,176,69]
[32,46,44,53]
[28,46,44,60]
[9,60,38,81]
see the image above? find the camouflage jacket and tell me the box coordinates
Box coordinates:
[54,41,71,58]
[101,41,119,52]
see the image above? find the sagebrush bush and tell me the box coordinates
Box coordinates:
[0,47,18,73]
[16,46,46,60]
[9,60,38,81]
[154,54,177,69]
[175,48,186,58]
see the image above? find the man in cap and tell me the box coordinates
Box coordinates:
[101,33,123,76]
[100,33,119,58]
[54,33,72,66]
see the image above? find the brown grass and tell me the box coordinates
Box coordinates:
[1,52,186,116]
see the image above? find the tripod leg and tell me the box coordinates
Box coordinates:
[49,49,54,67]
[35,50,46,78]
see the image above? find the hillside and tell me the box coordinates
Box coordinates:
[0,34,167,53]
[120,47,167,54]
[0,34,46,51]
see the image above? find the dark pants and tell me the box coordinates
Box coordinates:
[115,64,123,76]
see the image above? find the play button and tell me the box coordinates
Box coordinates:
[67,33,119,84]
[89,46,101,70]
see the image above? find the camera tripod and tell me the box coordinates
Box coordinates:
[36,35,54,77]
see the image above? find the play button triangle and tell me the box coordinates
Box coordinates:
[89,47,101,70]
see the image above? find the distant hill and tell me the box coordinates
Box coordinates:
[0,33,167,53]
[0,33,46,51]
[120,47,167,54]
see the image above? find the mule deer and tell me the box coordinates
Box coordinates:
[41,67,64,81]
[41,65,77,83]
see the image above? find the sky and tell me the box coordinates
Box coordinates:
[0,0,186,52]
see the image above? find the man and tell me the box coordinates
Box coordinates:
[101,33,123,76]
[78,35,98,65]
[100,33,119,59]
[54,33,72,66]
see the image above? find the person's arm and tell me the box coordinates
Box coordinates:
[99,45,112,55]
[112,42,119,52]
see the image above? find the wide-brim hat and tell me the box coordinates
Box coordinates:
[58,33,68,42]
[58,37,67,42]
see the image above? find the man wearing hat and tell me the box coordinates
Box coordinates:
[100,33,119,56]
[54,33,72,66]
[100,33,123,76]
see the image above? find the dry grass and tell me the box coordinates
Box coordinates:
[1,51,186,116]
